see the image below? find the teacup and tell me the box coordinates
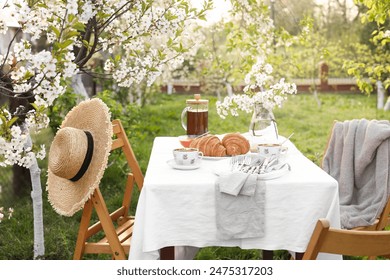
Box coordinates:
[257,143,288,158]
[173,148,203,166]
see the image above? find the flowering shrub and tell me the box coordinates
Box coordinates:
[216,57,297,119]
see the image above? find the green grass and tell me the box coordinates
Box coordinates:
[0,92,388,260]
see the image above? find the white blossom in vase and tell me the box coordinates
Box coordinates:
[216,57,297,119]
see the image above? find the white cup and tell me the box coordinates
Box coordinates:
[173,148,203,166]
[257,143,288,158]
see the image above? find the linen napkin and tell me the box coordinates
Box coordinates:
[215,172,265,240]
[218,172,257,196]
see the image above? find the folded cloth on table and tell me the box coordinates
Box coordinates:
[215,172,265,240]
[218,172,257,196]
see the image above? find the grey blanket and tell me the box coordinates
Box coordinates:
[215,172,265,240]
[322,119,390,229]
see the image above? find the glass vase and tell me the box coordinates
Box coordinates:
[248,103,278,150]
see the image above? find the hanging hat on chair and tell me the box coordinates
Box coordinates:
[47,98,112,217]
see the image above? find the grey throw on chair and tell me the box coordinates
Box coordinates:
[322,119,390,229]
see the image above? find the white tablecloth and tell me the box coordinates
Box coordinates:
[129,136,341,260]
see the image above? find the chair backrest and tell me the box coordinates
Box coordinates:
[303,219,390,260]
[111,119,144,189]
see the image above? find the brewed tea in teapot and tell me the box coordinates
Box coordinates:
[181,94,208,137]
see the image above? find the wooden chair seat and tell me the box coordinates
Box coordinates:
[73,119,144,260]
[303,219,390,260]
[83,218,133,255]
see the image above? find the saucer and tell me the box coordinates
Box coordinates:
[166,159,201,170]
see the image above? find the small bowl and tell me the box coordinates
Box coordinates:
[178,135,194,148]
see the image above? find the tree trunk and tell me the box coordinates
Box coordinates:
[23,125,45,259]
[167,83,173,95]
[136,84,142,106]
[71,74,89,100]
[377,81,385,109]
[384,96,390,111]
[225,82,233,97]
[313,88,321,107]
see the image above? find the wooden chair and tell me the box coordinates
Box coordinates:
[303,219,390,260]
[73,119,144,260]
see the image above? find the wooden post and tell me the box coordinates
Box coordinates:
[319,62,329,91]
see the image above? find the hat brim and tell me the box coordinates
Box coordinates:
[47,98,112,216]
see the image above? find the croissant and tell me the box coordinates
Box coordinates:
[222,133,250,156]
[189,135,227,157]
[196,135,213,156]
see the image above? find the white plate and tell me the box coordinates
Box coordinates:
[166,159,201,170]
[203,156,230,160]
[258,164,290,180]
[203,152,255,160]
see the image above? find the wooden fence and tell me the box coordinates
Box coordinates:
[161,77,360,94]
[161,62,362,94]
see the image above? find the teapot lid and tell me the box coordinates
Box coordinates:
[186,94,208,105]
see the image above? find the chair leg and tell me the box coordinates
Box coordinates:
[91,189,127,260]
[73,199,94,260]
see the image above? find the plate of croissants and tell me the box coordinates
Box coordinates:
[188,132,250,159]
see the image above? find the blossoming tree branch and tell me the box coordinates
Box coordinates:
[0,0,211,167]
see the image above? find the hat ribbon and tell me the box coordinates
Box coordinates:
[70,131,94,182]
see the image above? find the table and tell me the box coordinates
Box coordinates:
[129,136,341,260]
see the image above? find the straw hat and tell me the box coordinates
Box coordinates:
[47,98,112,216]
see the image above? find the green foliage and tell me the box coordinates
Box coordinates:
[0,106,18,141]
[0,92,388,260]
[47,90,78,132]
[96,90,148,181]
[96,90,143,139]
[357,0,390,25]
[346,0,390,94]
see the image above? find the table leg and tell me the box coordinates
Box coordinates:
[295,252,304,260]
[160,246,175,260]
[262,250,273,260]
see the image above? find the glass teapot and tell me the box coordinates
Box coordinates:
[181,94,208,137]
